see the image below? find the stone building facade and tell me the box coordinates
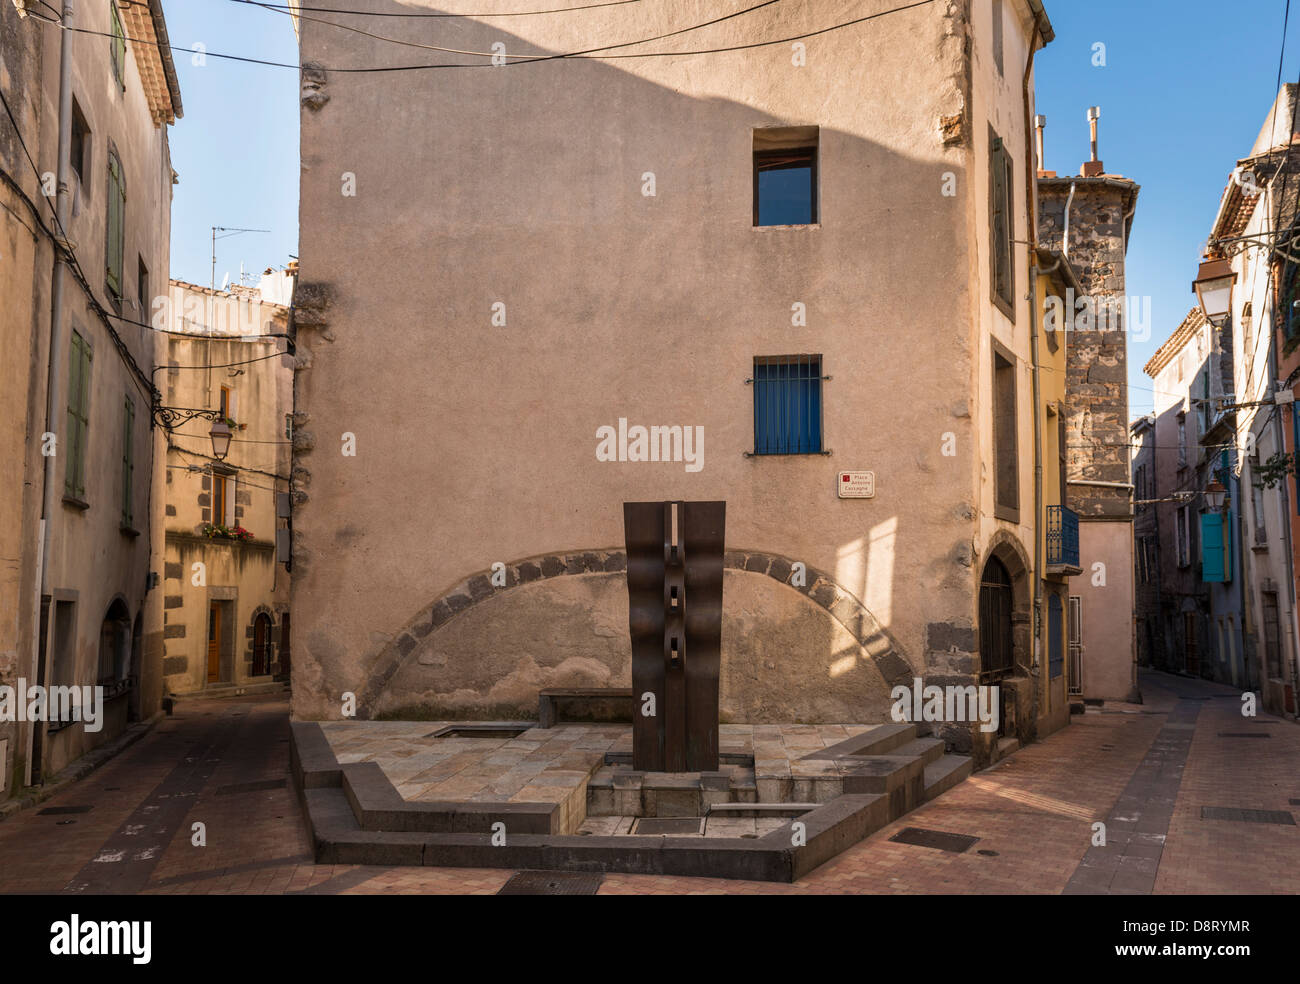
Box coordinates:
[152,275,295,697]
[1038,163,1141,702]
[0,0,179,798]
[292,0,1057,763]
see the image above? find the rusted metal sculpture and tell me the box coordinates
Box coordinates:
[624,500,725,772]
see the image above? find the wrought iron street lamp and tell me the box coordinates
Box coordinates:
[1192,258,1236,326]
[152,405,234,460]
[208,419,233,461]
[1203,478,1227,512]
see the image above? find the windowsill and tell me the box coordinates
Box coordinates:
[120,523,140,538]
[745,449,830,457]
[752,223,821,231]
[62,495,90,511]
[1251,543,1270,553]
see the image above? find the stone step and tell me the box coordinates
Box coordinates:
[995,736,1020,761]
[923,755,973,802]
[890,736,946,767]
[706,802,818,818]
[849,722,920,756]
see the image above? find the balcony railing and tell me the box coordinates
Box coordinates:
[1047,505,1080,570]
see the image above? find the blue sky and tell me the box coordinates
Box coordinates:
[162,0,300,290]
[1034,0,1297,417]
[161,0,1297,417]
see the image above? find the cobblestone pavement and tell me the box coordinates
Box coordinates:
[0,671,1294,895]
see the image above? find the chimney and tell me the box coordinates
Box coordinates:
[1035,114,1055,178]
[1082,106,1105,177]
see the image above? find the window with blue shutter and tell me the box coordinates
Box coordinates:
[752,355,823,455]
[1201,512,1230,583]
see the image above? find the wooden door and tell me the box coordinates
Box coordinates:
[207,603,221,683]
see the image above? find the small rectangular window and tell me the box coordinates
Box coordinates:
[110,2,126,87]
[212,470,231,527]
[752,355,823,455]
[105,150,125,301]
[70,99,91,186]
[992,0,1004,76]
[753,127,819,227]
[121,397,134,527]
[137,255,148,311]
[989,127,1015,319]
[992,343,1018,521]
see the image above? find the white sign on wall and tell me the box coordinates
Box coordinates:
[838,471,875,499]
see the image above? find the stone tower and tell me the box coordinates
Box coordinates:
[1037,112,1141,702]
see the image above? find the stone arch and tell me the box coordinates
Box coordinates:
[98,597,132,689]
[247,604,277,678]
[357,548,915,718]
[976,530,1033,678]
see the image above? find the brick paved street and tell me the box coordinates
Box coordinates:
[0,670,1295,895]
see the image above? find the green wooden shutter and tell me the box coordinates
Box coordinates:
[106,152,124,299]
[110,3,126,86]
[64,333,81,497]
[64,333,91,500]
[121,397,134,526]
[1201,513,1225,582]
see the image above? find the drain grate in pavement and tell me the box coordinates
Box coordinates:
[630,817,705,836]
[38,805,92,815]
[215,778,287,796]
[426,724,532,740]
[1217,732,1271,738]
[889,826,979,853]
[497,870,604,895]
[1200,806,1296,825]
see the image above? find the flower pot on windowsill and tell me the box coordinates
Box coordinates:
[201,523,253,542]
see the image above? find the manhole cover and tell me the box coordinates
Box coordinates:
[630,817,705,836]
[1201,806,1295,825]
[889,826,979,853]
[216,778,287,796]
[38,805,92,816]
[497,870,604,895]
[1217,733,1271,739]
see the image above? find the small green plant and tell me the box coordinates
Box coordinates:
[1253,451,1296,490]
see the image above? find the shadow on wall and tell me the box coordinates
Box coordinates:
[293,3,977,724]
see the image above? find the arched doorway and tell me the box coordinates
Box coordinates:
[98,600,131,696]
[979,556,1014,678]
[252,613,274,677]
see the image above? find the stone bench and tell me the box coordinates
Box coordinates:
[537,688,634,728]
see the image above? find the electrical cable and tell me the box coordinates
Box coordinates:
[230,0,644,17]
[43,0,938,73]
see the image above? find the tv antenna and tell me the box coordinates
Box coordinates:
[211,226,270,289]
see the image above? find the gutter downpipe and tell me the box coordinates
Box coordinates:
[1063,182,1076,260]
[1024,11,1045,680]
[31,0,75,786]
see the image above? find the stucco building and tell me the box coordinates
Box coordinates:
[1141,308,1246,687]
[293,0,1059,762]
[0,0,180,798]
[1219,85,1300,717]
[152,274,296,698]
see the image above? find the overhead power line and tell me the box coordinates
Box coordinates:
[41,0,939,73]
[231,0,645,17]
[237,0,782,60]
